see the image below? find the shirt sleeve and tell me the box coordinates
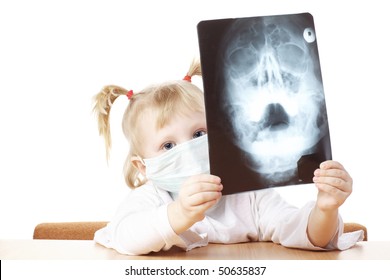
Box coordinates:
[256,189,364,250]
[94,184,207,255]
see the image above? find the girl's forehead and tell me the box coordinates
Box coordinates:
[155,106,199,122]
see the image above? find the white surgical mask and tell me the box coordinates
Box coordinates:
[141,135,210,195]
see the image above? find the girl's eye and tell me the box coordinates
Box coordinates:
[193,130,207,138]
[162,142,175,151]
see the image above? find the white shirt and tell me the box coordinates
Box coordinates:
[94,182,363,255]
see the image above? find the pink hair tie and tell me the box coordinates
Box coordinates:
[183,75,192,82]
[127,90,134,100]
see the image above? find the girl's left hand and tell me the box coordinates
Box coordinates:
[313,160,353,212]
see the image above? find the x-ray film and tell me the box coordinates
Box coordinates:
[197,13,332,195]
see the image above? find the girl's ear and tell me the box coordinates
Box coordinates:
[131,156,146,176]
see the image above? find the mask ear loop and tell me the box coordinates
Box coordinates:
[136,155,146,166]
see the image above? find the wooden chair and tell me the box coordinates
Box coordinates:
[33,221,108,240]
[33,221,368,241]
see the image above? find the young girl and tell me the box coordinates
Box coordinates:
[92,60,363,255]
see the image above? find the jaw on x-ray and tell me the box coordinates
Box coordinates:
[219,14,331,186]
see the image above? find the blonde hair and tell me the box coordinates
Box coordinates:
[93,59,203,189]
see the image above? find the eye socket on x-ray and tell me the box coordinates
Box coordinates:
[303,27,316,43]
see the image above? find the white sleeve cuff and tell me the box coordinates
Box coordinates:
[156,204,208,251]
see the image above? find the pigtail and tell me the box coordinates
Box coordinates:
[93,85,128,160]
[183,58,202,81]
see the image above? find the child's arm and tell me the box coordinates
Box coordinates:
[167,174,223,234]
[307,160,353,248]
[95,182,212,255]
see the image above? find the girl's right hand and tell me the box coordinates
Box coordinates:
[167,174,223,234]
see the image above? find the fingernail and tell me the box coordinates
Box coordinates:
[320,162,327,169]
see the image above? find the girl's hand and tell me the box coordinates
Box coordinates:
[168,174,223,234]
[313,160,353,212]
[308,160,352,247]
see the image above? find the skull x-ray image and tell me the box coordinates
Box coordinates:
[198,13,332,195]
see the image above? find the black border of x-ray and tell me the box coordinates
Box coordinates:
[197,12,332,195]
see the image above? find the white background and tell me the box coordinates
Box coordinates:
[0,0,388,242]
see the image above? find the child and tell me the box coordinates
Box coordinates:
[92,59,363,255]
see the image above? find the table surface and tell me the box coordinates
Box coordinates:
[1,239,389,260]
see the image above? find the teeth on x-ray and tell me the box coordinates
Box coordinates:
[222,16,327,183]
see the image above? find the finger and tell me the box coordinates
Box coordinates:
[315,182,350,201]
[313,174,349,192]
[183,178,223,195]
[184,174,221,185]
[314,172,352,195]
[186,190,222,207]
[319,160,345,170]
[196,198,220,211]
[184,198,220,221]
[314,168,351,183]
